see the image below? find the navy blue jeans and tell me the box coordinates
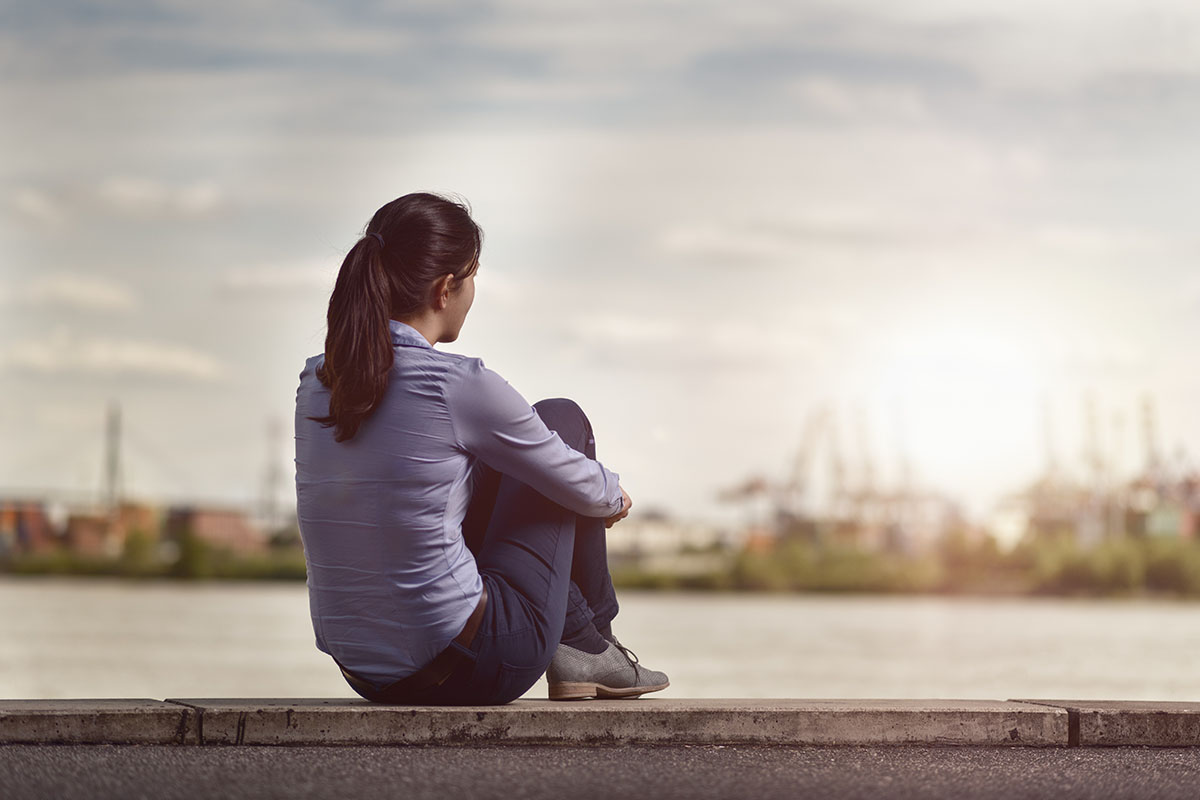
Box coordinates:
[365,397,620,705]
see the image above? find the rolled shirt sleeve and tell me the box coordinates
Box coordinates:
[444,357,624,518]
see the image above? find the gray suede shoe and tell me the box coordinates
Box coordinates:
[547,639,670,700]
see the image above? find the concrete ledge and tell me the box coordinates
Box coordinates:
[1016,700,1200,747]
[0,699,196,745]
[178,699,1066,746]
[35,698,1200,747]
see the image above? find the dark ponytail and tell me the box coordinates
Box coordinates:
[312,192,482,442]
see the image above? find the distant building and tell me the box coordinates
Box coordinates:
[742,527,778,555]
[845,489,965,554]
[772,488,964,555]
[0,499,55,556]
[64,501,163,559]
[991,468,1200,549]
[165,506,266,554]
[1128,475,1198,541]
[606,510,726,562]
[114,502,161,541]
[986,501,1030,552]
[1145,502,1189,539]
[65,512,111,557]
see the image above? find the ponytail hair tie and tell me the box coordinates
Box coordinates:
[366,232,385,248]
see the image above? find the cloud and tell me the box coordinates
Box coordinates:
[786,76,930,122]
[569,314,684,345]
[5,273,140,312]
[659,225,792,264]
[0,328,226,381]
[10,188,64,226]
[1048,337,1148,377]
[657,210,923,264]
[30,401,103,430]
[0,274,138,312]
[6,179,225,228]
[96,177,223,217]
[561,310,822,373]
[217,261,337,293]
[1030,224,1171,258]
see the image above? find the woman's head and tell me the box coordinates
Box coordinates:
[362,192,482,318]
[313,192,483,441]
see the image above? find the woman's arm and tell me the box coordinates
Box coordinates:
[444,358,624,518]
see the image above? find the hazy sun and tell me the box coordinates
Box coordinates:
[868,310,1049,508]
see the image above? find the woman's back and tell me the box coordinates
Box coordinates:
[295,319,483,684]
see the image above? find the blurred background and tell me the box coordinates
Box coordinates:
[3,1,1200,701]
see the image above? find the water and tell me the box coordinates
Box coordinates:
[3,576,1199,701]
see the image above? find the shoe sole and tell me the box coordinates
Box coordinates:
[549,680,670,701]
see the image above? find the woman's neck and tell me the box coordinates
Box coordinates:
[392,313,441,347]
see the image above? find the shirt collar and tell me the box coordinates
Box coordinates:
[389,319,433,349]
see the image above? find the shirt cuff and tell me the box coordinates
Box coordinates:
[605,468,624,515]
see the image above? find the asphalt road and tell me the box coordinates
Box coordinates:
[4,744,1200,800]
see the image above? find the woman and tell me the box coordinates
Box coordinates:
[294,192,668,705]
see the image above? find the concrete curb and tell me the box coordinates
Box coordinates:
[167,698,1067,747]
[7,698,1200,747]
[0,699,196,745]
[2,698,1069,746]
[1015,700,1200,747]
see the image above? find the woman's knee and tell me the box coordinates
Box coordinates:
[532,397,592,452]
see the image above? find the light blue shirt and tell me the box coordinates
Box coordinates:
[294,319,623,686]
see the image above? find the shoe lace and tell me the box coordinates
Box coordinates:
[610,636,640,665]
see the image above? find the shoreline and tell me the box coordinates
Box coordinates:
[4,569,1200,603]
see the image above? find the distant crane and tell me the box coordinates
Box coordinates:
[103,402,122,518]
[1141,394,1163,483]
[259,416,285,533]
[1040,393,1060,485]
[778,406,846,523]
[1083,392,1103,491]
[719,406,850,541]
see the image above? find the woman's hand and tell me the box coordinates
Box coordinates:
[605,487,632,528]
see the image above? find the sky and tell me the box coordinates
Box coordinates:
[2,0,1200,524]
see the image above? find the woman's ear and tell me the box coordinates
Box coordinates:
[431,274,455,310]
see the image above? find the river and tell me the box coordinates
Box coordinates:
[3,577,1198,701]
